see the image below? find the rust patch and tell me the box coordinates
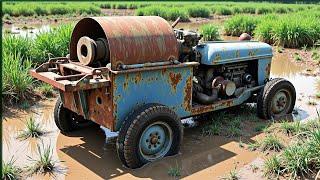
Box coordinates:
[161,68,167,76]
[191,99,234,115]
[183,76,192,112]
[134,72,142,84]
[123,73,129,90]
[168,72,182,92]
[212,53,222,64]
[265,62,271,76]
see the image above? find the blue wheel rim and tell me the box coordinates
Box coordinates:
[139,121,173,161]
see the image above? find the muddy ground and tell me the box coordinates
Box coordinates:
[2,8,320,180]
[3,52,320,179]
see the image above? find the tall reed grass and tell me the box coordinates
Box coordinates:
[224,15,259,36]
[255,12,320,48]
[2,24,73,103]
[200,24,221,41]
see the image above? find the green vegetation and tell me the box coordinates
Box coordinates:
[2,158,22,180]
[280,121,304,136]
[264,118,320,179]
[202,122,221,136]
[3,2,101,16]
[17,117,44,140]
[224,15,259,36]
[263,155,281,178]
[135,6,189,21]
[248,141,260,151]
[221,168,239,180]
[200,24,220,41]
[167,162,181,177]
[2,51,34,104]
[36,83,54,97]
[186,6,210,18]
[2,24,73,104]
[254,123,267,132]
[260,135,284,152]
[27,143,58,175]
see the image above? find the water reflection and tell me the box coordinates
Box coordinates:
[5,25,51,38]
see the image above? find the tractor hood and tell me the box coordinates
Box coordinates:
[196,41,273,65]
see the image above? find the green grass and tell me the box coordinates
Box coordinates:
[17,117,44,140]
[3,2,101,16]
[254,124,267,132]
[186,6,210,18]
[2,51,34,104]
[255,12,320,48]
[263,155,281,178]
[26,143,58,176]
[36,83,54,97]
[32,24,73,64]
[135,6,189,22]
[247,141,260,151]
[2,157,22,180]
[263,119,320,179]
[200,24,221,41]
[3,24,73,104]
[280,121,304,136]
[221,168,239,180]
[202,122,221,136]
[214,6,233,15]
[167,162,181,178]
[224,15,259,36]
[281,144,312,179]
[260,135,284,152]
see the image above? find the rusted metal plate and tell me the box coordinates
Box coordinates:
[111,65,194,131]
[69,16,179,70]
[62,88,114,130]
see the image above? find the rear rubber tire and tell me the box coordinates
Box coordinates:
[116,104,183,169]
[54,98,78,134]
[257,78,296,119]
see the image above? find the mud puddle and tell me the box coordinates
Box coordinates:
[3,100,263,179]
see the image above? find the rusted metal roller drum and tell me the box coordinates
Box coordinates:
[69,16,179,69]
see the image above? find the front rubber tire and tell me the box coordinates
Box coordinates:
[257,78,296,119]
[116,104,183,169]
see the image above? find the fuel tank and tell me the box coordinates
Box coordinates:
[69,16,179,70]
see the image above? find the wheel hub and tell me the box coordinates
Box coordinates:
[139,122,173,161]
[272,91,290,114]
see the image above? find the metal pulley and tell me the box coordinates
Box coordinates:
[76,36,109,66]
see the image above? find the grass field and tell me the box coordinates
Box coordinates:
[224,11,320,48]
[2,1,319,18]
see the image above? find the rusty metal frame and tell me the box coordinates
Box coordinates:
[30,57,111,92]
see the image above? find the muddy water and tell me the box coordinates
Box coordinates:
[2,41,320,179]
[3,100,263,179]
[271,52,320,120]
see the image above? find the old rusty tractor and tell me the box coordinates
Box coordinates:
[31,16,296,168]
